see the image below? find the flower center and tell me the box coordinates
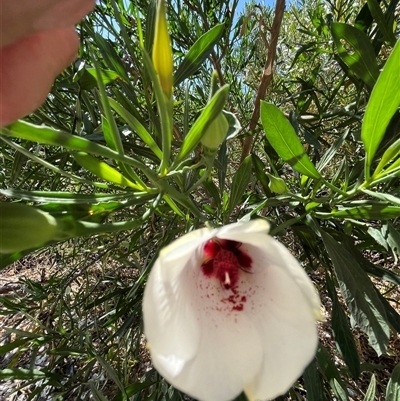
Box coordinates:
[213,249,240,289]
[201,239,252,290]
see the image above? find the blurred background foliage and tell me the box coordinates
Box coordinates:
[1,0,400,399]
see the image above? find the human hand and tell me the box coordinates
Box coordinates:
[0,0,95,126]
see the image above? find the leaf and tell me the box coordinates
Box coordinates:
[303,359,326,401]
[228,156,252,216]
[316,204,400,220]
[317,130,349,173]
[0,188,137,203]
[316,345,349,401]
[326,274,361,379]
[386,362,400,401]
[361,189,400,206]
[72,152,143,190]
[331,22,379,87]
[367,0,396,45]
[363,375,376,401]
[0,368,61,381]
[251,154,271,195]
[362,39,400,172]
[94,33,130,81]
[175,85,229,164]
[385,222,400,258]
[320,230,390,355]
[111,381,154,401]
[367,227,388,250]
[341,236,400,287]
[260,102,321,179]
[108,97,163,160]
[373,137,400,177]
[1,121,151,178]
[174,24,225,86]
[74,68,123,90]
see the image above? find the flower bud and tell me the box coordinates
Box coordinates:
[0,202,58,253]
[152,0,173,99]
[266,172,288,194]
[200,113,229,150]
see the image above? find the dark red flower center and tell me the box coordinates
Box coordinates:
[201,239,252,290]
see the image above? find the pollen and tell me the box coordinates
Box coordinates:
[201,239,252,290]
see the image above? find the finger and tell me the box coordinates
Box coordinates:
[0,28,79,126]
[1,0,95,47]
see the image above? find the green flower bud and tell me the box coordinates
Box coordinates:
[0,203,58,253]
[153,0,173,99]
[201,113,229,150]
[266,172,288,194]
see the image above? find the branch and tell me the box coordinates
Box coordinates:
[240,0,285,163]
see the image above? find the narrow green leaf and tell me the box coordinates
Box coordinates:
[73,152,144,190]
[386,362,400,401]
[373,137,400,178]
[108,97,163,160]
[321,230,390,355]
[0,189,136,203]
[0,338,30,355]
[326,274,360,379]
[111,381,154,401]
[175,24,225,86]
[260,102,321,179]
[362,39,400,172]
[317,130,349,172]
[75,68,123,90]
[316,345,349,401]
[303,359,326,401]
[385,223,400,258]
[315,204,400,220]
[251,154,271,195]
[228,156,252,216]
[89,382,109,401]
[1,121,155,181]
[363,375,376,401]
[331,22,379,87]
[96,355,126,395]
[94,33,130,81]
[367,0,396,45]
[0,368,61,381]
[341,236,400,287]
[361,189,400,206]
[367,227,388,250]
[175,85,229,164]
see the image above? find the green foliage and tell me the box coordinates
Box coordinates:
[1,0,400,400]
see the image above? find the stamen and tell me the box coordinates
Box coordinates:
[224,271,231,287]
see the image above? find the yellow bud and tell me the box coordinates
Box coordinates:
[0,203,58,253]
[266,172,288,194]
[153,0,173,98]
[201,113,229,149]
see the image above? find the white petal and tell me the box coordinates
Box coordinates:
[263,237,321,317]
[159,226,212,280]
[239,244,319,400]
[143,227,212,366]
[150,260,263,401]
[216,219,270,239]
[219,225,320,317]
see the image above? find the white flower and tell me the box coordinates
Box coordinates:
[143,220,321,401]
